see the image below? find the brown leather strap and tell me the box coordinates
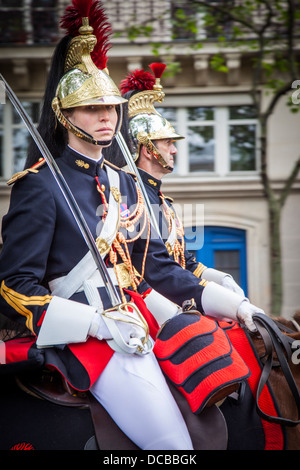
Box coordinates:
[87,393,140,450]
[167,381,228,450]
[253,313,300,426]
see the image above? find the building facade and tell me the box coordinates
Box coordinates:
[0,0,299,318]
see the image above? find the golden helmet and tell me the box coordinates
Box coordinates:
[120,64,184,167]
[52,3,127,146]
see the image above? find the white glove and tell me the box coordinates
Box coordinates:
[237,300,266,332]
[88,311,145,341]
[222,275,245,297]
[88,307,152,355]
[88,312,113,340]
[201,281,265,332]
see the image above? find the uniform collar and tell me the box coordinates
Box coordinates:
[138,168,162,191]
[63,145,104,177]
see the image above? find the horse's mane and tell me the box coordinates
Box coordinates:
[274,311,300,340]
[0,313,31,341]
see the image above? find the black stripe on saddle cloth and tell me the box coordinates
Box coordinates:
[154,313,250,415]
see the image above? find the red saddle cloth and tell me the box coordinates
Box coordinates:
[0,294,286,450]
[154,313,250,414]
[221,320,285,450]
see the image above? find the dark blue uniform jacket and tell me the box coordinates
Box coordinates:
[0,146,204,388]
[138,169,201,271]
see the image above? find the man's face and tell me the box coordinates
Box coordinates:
[153,139,177,172]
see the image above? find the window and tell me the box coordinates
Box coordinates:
[187,107,215,172]
[31,0,60,44]
[229,106,257,171]
[0,0,26,44]
[214,249,241,284]
[156,103,259,176]
[1,101,258,181]
[0,0,61,45]
[0,101,41,179]
[12,102,40,173]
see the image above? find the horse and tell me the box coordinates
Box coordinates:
[218,311,300,450]
[250,312,300,450]
[0,312,299,450]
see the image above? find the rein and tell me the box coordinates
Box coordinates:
[253,313,300,427]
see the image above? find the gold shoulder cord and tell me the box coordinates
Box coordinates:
[98,183,150,304]
[159,193,186,268]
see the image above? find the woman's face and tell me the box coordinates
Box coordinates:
[66,104,118,156]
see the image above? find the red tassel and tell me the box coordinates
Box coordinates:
[60,0,112,70]
[149,63,166,79]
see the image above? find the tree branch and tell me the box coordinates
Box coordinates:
[258,0,274,36]
[191,0,259,34]
[279,155,300,207]
[286,0,298,80]
[263,82,296,125]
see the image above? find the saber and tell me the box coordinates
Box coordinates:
[116,132,161,237]
[0,73,121,308]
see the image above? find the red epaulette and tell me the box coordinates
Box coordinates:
[7,158,46,186]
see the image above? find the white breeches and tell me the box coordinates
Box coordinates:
[90,351,193,450]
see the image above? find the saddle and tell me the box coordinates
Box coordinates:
[16,367,228,450]
[154,311,250,414]
[1,325,228,450]
[220,314,300,450]
[16,369,139,450]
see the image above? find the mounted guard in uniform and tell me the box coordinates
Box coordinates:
[0,0,270,450]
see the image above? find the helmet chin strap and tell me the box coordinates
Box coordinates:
[72,124,115,147]
[165,164,174,172]
[150,148,173,173]
[140,136,173,172]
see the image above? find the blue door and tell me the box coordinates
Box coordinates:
[184,226,248,296]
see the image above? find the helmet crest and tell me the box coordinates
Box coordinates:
[52,0,127,147]
[60,0,112,70]
[120,64,184,166]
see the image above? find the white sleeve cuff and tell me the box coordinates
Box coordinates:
[36,296,97,348]
[201,268,230,284]
[143,289,181,326]
[202,281,245,322]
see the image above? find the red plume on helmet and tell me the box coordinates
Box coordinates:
[60,0,112,70]
[119,63,166,94]
[120,69,155,94]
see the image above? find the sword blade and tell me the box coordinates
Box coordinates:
[0,73,121,308]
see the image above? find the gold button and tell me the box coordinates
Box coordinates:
[101,184,106,191]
